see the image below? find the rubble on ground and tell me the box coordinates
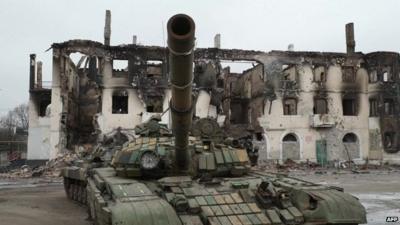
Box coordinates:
[0,152,78,179]
[256,158,400,175]
[0,127,132,179]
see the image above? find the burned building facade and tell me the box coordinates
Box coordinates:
[27,12,400,164]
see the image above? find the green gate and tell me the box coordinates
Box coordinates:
[316,140,327,166]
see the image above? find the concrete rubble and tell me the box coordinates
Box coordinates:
[0,152,77,179]
[255,158,400,176]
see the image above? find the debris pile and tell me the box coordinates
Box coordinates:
[257,158,400,176]
[0,152,78,179]
[257,159,321,172]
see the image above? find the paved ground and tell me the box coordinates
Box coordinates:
[291,170,400,225]
[0,182,90,225]
[0,170,399,225]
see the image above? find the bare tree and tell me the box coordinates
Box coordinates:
[13,103,29,130]
[0,110,17,137]
[0,103,29,133]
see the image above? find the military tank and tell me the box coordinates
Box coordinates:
[61,127,131,204]
[62,14,367,225]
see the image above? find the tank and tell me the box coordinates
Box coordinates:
[62,14,367,225]
[61,127,131,204]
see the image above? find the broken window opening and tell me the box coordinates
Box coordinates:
[369,98,378,117]
[69,52,88,69]
[39,100,51,117]
[112,91,128,114]
[147,60,163,65]
[384,99,395,115]
[146,60,163,77]
[87,56,99,81]
[255,132,264,141]
[113,60,128,71]
[313,66,326,82]
[369,71,378,83]
[282,65,296,81]
[343,133,357,143]
[145,97,163,113]
[384,132,395,148]
[383,72,388,82]
[383,71,392,82]
[230,100,250,124]
[342,67,355,83]
[146,104,163,113]
[342,98,357,116]
[217,79,224,88]
[112,60,128,77]
[283,98,297,115]
[146,106,154,112]
[283,133,297,142]
[313,98,328,114]
[220,60,260,74]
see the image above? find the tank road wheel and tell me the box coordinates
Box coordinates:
[63,178,70,198]
[73,182,79,201]
[76,183,82,203]
[81,186,87,204]
[79,182,86,204]
[68,181,75,200]
[74,182,79,202]
[64,179,88,204]
[71,182,76,201]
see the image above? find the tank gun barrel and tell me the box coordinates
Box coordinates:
[167,14,195,170]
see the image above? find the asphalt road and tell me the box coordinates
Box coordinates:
[0,184,90,225]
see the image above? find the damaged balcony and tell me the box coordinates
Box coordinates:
[309,114,335,128]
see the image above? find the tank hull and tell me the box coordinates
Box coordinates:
[84,166,366,225]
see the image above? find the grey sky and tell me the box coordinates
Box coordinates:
[0,0,399,115]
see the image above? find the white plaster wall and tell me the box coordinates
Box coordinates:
[259,64,371,162]
[27,117,51,160]
[98,88,145,133]
[27,95,51,160]
[195,90,211,118]
[49,55,62,159]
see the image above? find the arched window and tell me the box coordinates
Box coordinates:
[342,133,357,143]
[283,133,297,142]
[384,132,395,148]
[282,133,300,160]
[342,133,360,159]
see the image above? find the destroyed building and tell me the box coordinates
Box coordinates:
[27,11,400,165]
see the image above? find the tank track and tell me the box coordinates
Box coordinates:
[63,177,87,205]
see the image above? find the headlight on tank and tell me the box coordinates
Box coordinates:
[140,151,160,170]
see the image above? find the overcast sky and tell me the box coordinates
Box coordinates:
[0,0,399,115]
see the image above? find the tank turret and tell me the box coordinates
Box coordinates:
[167,14,196,170]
